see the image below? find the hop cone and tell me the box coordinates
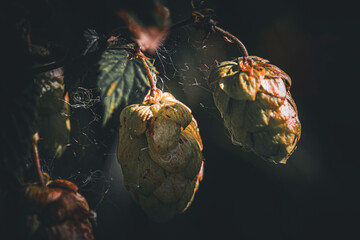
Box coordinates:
[209,56,301,163]
[35,68,71,160]
[117,90,204,222]
[24,177,94,240]
[32,44,71,160]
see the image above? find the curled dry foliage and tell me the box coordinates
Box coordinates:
[117,90,204,222]
[24,177,94,240]
[117,2,171,53]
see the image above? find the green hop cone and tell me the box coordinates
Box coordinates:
[31,44,71,160]
[34,67,70,160]
[117,89,204,222]
[209,56,301,164]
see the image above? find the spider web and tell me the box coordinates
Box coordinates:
[153,26,223,120]
[44,26,237,214]
[95,26,240,214]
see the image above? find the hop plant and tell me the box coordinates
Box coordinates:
[24,175,94,240]
[3,2,307,236]
[209,56,301,163]
[117,89,204,222]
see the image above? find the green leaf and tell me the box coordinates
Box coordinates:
[97,49,153,125]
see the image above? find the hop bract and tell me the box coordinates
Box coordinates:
[117,90,204,222]
[209,56,301,164]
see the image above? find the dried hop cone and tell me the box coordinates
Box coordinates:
[209,56,301,164]
[24,176,94,240]
[117,89,204,222]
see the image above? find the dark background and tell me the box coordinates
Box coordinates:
[2,0,360,239]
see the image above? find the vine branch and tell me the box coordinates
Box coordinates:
[214,26,249,58]
[171,8,250,62]
[32,132,45,187]
[139,55,156,97]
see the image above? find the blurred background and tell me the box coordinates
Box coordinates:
[3,0,360,239]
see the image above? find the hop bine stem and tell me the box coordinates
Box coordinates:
[171,9,251,64]
[214,26,249,59]
[139,55,157,97]
[116,43,160,103]
[32,132,46,187]
[132,44,157,98]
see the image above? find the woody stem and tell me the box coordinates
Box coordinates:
[171,15,250,59]
[139,56,157,97]
[32,133,45,187]
[214,26,249,58]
